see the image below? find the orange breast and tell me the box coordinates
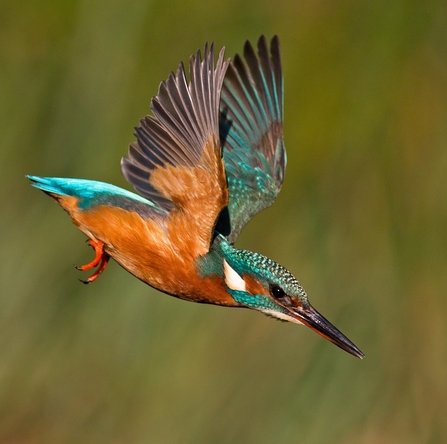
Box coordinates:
[58,198,235,306]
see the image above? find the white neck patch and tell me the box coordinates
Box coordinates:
[223,259,246,292]
[260,309,304,325]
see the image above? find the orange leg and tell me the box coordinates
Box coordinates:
[76,239,110,284]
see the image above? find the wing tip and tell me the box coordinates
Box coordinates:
[122,41,231,211]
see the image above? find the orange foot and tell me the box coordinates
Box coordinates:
[76,239,110,284]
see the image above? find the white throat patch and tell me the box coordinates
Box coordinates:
[260,309,304,325]
[223,260,246,292]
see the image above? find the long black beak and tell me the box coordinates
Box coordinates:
[293,304,364,359]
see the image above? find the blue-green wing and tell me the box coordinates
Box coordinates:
[218,35,286,244]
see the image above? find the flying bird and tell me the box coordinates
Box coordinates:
[28,36,364,358]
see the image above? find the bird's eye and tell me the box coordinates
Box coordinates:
[270,285,286,299]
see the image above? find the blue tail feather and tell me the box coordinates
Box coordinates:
[27,176,149,202]
[27,175,166,218]
[27,175,75,197]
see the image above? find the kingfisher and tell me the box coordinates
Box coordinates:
[28,36,363,358]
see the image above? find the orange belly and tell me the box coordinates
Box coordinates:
[57,196,235,306]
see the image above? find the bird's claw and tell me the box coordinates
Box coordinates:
[75,239,110,283]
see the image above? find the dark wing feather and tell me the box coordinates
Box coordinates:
[121,44,230,213]
[219,35,286,244]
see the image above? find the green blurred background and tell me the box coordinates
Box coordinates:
[1,0,447,442]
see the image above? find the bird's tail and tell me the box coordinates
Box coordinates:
[26,175,162,216]
[26,176,73,196]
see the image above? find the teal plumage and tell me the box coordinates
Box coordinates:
[219,36,285,243]
[28,36,364,358]
[27,176,165,218]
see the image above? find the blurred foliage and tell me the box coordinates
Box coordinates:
[1,0,447,442]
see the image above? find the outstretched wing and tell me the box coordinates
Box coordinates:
[121,44,230,255]
[218,35,285,244]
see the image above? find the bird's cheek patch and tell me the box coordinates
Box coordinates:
[243,275,269,296]
[223,260,246,292]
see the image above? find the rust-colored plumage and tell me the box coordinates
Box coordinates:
[28,37,364,358]
[50,141,234,304]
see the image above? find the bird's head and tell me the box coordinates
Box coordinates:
[220,244,364,359]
